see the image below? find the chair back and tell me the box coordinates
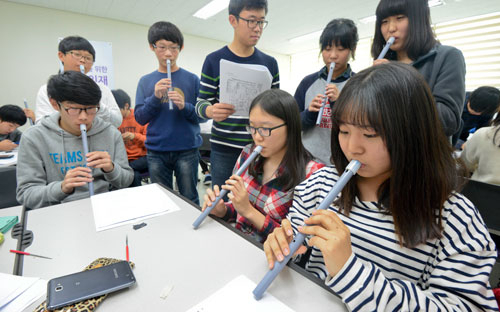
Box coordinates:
[0,166,19,209]
[462,179,500,232]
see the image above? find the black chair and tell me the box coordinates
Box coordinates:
[0,166,19,209]
[461,179,500,288]
[461,179,500,233]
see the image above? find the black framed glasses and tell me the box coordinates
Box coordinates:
[246,123,285,137]
[58,102,100,116]
[152,44,181,53]
[236,16,268,29]
[66,51,94,63]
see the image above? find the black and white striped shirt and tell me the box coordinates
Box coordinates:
[290,166,498,311]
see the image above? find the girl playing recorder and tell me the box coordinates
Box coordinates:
[202,89,324,243]
[264,63,498,311]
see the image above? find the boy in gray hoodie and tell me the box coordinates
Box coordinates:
[16,71,133,209]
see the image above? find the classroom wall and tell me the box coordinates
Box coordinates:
[0,1,292,130]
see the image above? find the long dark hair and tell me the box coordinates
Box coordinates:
[331,63,461,248]
[248,89,313,191]
[371,0,437,61]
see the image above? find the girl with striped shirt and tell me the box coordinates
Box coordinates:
[264,63,498,311]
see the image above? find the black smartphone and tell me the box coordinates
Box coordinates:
[46,261,136,310]
[0,154,14,159]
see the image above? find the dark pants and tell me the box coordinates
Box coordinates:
[210,149,241,201]
[147,148,200,205]
[129,156,149,187]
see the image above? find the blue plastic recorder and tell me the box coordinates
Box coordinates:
[23,99,33,126]
[80,124,94,196]
[80,64,85,74]
[377,36,395,60]
[167,59,173,110]
[316,62,335,126]
[253,159,361,300]
[193,145,263,229]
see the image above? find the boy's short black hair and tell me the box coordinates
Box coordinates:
[469,86,500,116]
[320,18,359,59]
[228,0,268,16]
[0,105,27,126]
[148,21,184,47]
[47,71,101,106]
[111,89,131,109]
[58,36,96,62]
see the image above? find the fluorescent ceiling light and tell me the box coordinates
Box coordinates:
[359,0,445,24]
[193,0,229,20]
[289,30,323,44]
[428,0,445,8]
[359,15,377,24]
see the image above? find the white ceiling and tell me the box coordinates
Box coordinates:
[6,0,500,55]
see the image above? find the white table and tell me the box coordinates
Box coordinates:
[0,205,23,274]
[20,185,347,311]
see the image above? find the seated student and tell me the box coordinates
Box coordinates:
[457,87,500,148]
[264,63,498,311]
[295,18,358,165]
[0,105,27,151]
[35,36,122,127]
[112,89,148,187]
[16,72,133,209]
[202,89,324,243]
[461,108,500,186]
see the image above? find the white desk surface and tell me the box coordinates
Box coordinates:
[20,185,346,311]
[0,205,23,274]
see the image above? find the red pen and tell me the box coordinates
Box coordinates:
[126,235,129,262]
[10,249,52,259]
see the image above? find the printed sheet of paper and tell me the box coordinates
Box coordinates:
[186,275,295,312]
[0,273,46,312]
[91,183,180,231]
[219,59,273,117]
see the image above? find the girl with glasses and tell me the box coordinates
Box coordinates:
[202,89,324,243]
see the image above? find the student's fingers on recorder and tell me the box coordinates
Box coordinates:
[202,185,219,210]
[86,151,110,166]
[301,210,351,241]
[373,59,390,66]
[263,230,284,268]
[87,152,113,171]
[325,84,339,101]
[308,95,324,112]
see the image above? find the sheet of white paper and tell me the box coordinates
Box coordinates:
[91,183,180,232]
[0,150,18,166]
[219,59,273,117]
[0,273,46,312]
[186,275,295,312]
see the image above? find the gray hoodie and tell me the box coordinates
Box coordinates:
[16,112,133,209]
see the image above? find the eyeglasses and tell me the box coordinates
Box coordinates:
[153,44,181,53]
[66,51,94,63]
[246,123,285,137]
[58,102,100,116]
[236,16,268,29]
